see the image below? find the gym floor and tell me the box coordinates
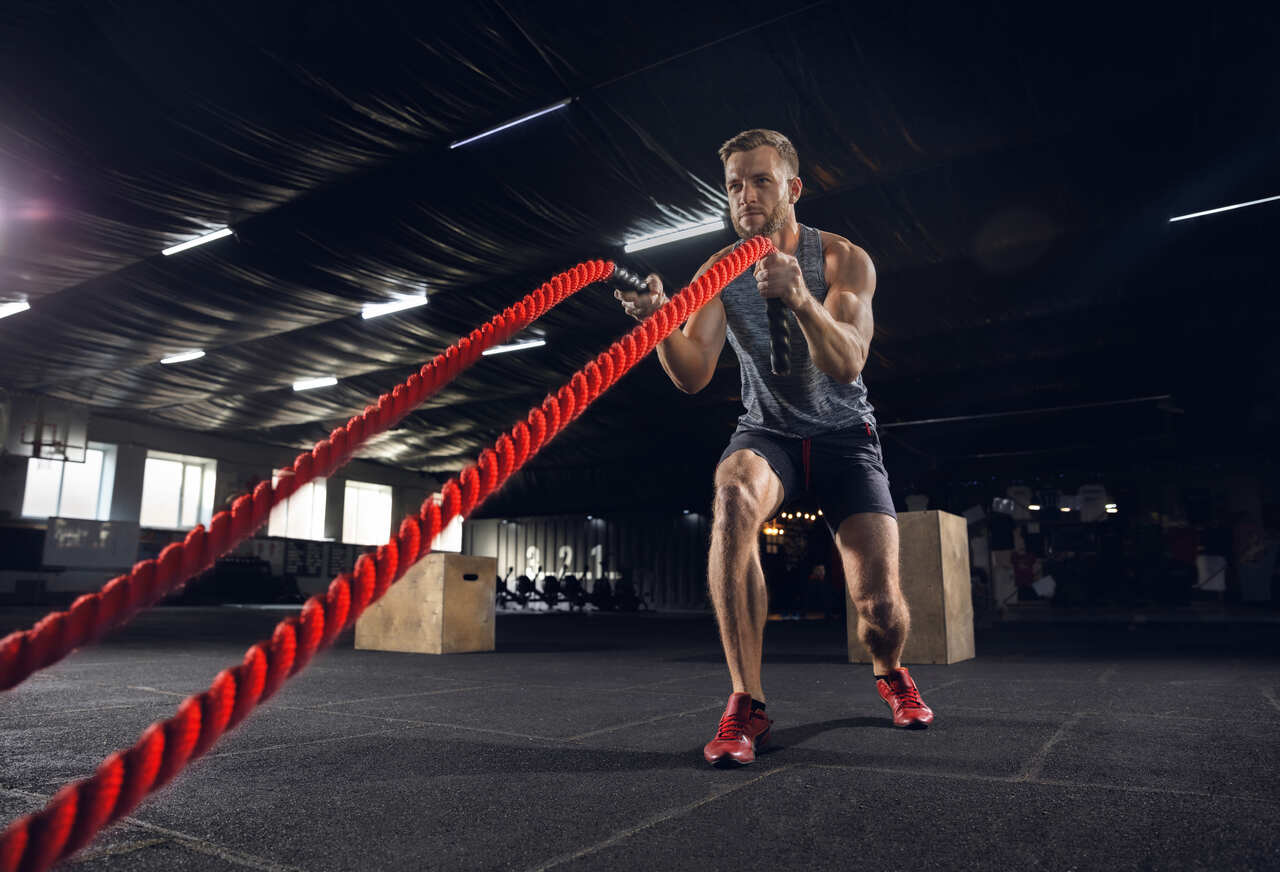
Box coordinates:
[2,607,1278,871]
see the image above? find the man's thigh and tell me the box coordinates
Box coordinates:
[834,511,900,596]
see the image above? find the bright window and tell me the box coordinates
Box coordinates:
[140,452,215,528]
[268,475,328,540]
[21,445,113,520]
[342,481,393,546]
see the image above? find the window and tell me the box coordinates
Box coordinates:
[21,443,115,520]
[139,452,215,528]
[342,481,393,546]
[268,475,327,540]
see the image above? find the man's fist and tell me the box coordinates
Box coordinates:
[614,274,666,322]
[753,252,808,310]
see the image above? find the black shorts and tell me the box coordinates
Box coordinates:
[717,421,897,533]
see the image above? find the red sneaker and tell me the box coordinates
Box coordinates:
[703,692,773,766]
[876,667,934,729]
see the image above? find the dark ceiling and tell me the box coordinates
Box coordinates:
[2,1,1278,515]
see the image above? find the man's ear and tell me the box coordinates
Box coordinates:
[789,175,803,203]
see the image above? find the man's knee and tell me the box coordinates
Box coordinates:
[712,481,766,531]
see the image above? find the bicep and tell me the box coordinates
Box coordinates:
[825,244,876,345]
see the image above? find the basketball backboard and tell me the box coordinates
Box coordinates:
[3,392,89,463]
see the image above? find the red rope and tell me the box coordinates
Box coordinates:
[0,236,773,872]
[0,261,612,694]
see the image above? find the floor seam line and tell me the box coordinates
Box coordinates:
[522,765,795,872]
[0,787,308,871]
[269,703,556,741]
[563,703,723,741]
[202,728,403,759]
[1014,711,1084,782]
[310,684,496,707]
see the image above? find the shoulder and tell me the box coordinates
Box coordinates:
[817,231,875,295]
[818,231,874,274]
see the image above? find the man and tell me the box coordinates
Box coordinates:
[614,129,933,767]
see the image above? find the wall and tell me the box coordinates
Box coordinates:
[1,413,442,593]
[0,454,28,520]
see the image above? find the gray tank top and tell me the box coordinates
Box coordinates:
[721,224,877,437]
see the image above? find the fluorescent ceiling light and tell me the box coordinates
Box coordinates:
[450,99,572,149]
[293,376,338,391]
[162,227,233,256]
[482,338,546,356]
[1106,507,1119,513]
[624,219,724,253]
[1060,507,1071,512]
[1028,504,1041,511]
[1169,194,1280,223]
[1105,503,1117,509]
[160,349,205,365]
[0,301,31,320]
[362,293,427,320]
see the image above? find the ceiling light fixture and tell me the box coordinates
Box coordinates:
[482,338,546,356]
[160,350,205,365]
[293,376,338,391]
[1169,194,1280,222]
[449,99,573,149]
[0,301,31,320]
[361,293,428,320]
[1028,504,1041,511]
[161,227,233,256]
[624,219,725,253]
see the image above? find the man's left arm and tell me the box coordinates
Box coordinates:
[758,240,876,384]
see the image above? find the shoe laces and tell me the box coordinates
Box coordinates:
[715,711,745,741]
[886,678,924,710]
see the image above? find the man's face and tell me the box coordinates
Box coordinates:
[724,146,795,239]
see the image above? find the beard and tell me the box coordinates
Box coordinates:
[731,199,790,239]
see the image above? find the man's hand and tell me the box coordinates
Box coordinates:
[614,274,666,322]
[753,252,809,310]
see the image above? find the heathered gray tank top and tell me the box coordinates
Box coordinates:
[721,224,877,437]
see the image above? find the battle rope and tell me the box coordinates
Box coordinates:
[0,260,617,694]
[0,236,773,872]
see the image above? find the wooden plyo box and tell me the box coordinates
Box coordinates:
[848,510,974,665]
[355,552,497,655]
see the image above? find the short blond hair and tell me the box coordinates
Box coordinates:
[718,129,799,177]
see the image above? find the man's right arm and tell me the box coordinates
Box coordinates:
[614,245,732,394]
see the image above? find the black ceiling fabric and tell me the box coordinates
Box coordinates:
[2,2,1278,515]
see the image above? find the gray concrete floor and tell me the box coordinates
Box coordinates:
[2,608,1278,871]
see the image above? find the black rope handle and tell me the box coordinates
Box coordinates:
[767,298,791,376]
[610,264,650,295]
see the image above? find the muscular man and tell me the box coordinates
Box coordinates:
[615,129,933,767]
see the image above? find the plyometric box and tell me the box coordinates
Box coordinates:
[355,552,497,655]
[848,510,974,665]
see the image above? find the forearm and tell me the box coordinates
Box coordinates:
[792,297,867,383]
[655,319,713,393]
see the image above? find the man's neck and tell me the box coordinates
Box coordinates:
[769,215,802,255]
